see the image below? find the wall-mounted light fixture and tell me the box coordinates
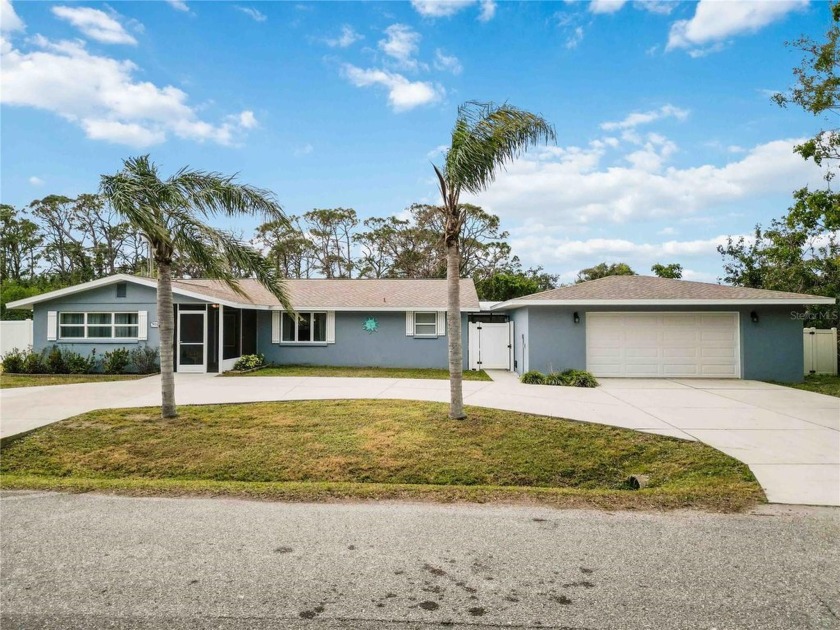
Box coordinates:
[573,312,580,324]
[750,310,759,323]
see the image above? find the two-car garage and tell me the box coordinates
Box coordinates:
[586,312,741,378]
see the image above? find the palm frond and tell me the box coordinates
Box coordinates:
[444,101,555,195]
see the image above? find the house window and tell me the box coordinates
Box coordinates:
[60,312,139,339]
[281,312,327,343]
[116,283,127,298]
[414,312,437,337]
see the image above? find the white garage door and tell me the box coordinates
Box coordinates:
[586,312,740,378]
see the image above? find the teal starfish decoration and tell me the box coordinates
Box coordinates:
[362,317,378,334]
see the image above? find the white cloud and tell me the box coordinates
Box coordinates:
[379,24,421,69]
[51,6,137,45]
[28,176,44,186]
[566,26,584,49]
[294,143,314,156]
[237,110,258,129]
[235,6,266,22]
[1,0,24,33]
[601,104,688,131]
[411,0,496,21]
[467,136,824,226]
[434,49,462,74]
[325,25,362,48]
[589,0,628,15]
[166,0,189,12]
[0,35,257,147]
[426,144,448,159]
[634,0,674,15]
[342,64,443,112]
[667,0,808,54]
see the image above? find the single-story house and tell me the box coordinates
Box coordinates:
[6,274,478,373]
[6,273,834,382]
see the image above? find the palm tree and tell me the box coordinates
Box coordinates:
[101,155,292,418]
[433,102,555,419]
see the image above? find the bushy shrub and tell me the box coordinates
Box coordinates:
[232,354,265,371]
[558,369,599,388]
[45,346,67,374]
[22,350,48,374]
[543,371,566,386]
[129,346,159,374]
[102,348,131,374]
[64,349,98,374]
[520,370,545,384]
[1,347,28,373]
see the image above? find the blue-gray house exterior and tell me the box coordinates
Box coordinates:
[8,273,833,382]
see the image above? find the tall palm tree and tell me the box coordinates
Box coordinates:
[101,155,292,418]
[433,102,555,419]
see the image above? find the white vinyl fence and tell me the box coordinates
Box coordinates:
[803,327,838,376]
[0,319,34,357]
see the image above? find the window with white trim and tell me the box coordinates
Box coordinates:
[59,312,139,339]
[281,312,327,343]
[413,312,437,337]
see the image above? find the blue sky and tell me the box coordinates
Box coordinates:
[0,0,832,283]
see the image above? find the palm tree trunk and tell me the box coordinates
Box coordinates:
[446,241,465,419]
[157,262,177,418]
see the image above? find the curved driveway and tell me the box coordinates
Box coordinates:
[1,371,837,506]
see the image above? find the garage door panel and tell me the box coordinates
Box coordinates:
[587,312,740,379]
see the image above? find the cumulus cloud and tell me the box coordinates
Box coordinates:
[0,35,257,147]
[235,6,267,22]
[342,64,443,112]
[411,0,497,21]
[434,49,462,74]
[467,135,824,226]
[589,0,628,15]
[325,25,363,48]
[166,0,189,12]
[667,0,808,54]
[28,176,44,186]
[601,104,688,131]
[379,24,421,69]
[51,6,137,45]
[1,0,24,32]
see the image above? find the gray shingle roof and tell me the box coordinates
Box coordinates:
[498,275,835,305]
[173,278,481,310]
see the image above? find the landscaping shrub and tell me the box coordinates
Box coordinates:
[559,369,599,388]
[543,371,566,386]
[1,348,27,373]
[64,349,98,374]
[22,350,48,374]
[129,346,159,374]
[102,348,131,374]
[45,346,67,374]
[520,370,545,384]
[233,354,265,371]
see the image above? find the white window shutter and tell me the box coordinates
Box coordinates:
[405,311,414,336]
[47,311,58,341]
[138,311,148,340]
[326,311,335,343]
[271,311,281,343]
[437,311,446,336]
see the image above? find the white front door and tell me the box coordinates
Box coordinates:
[178,311,206,373]
[586,312,740,378]
[469,321,513,370]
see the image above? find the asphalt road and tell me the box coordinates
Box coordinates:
[1,492,838,629]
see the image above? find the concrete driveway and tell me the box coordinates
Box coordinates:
[1,372,837,506]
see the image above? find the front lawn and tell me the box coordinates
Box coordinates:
[779,374,840,398]
[0,400,762,511]
[224,365,492,381]
[0,373,145,389]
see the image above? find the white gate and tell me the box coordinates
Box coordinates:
[804,327,838,376]
[0,320,33,356]
[468,321,513,371]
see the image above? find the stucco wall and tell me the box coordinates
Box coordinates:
[257,311,470,370]
[507,304,805,383]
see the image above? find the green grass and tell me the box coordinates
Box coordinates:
[224,365,492,381]
[0,373,146,389]
[0,400,763,511]
[784,374,840,398]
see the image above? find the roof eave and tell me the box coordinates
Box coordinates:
[491,297,837,310]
